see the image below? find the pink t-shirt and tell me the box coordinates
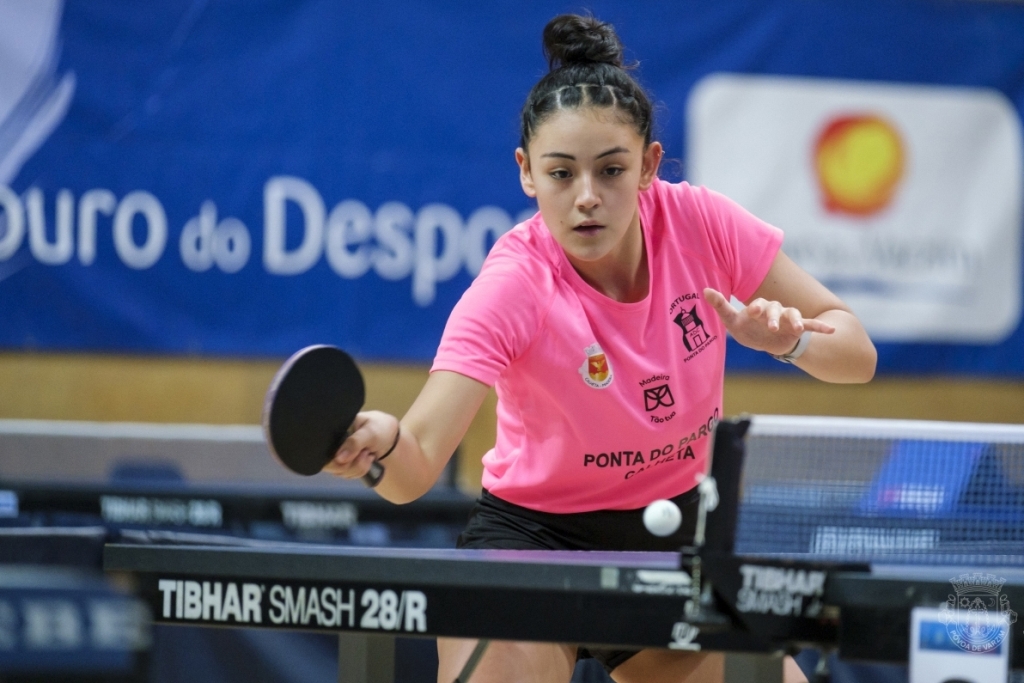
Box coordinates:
[432,179,783,513]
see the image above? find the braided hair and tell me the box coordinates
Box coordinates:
[520,14,654,150]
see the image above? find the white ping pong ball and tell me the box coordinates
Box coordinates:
[643,499,682,537]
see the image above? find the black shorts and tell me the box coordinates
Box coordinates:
[456,487,700,674]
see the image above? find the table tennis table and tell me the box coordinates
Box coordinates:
[100,414,1024,682]
[102,540,1024,683]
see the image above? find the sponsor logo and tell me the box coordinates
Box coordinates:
[100,496,222,527]
[689,73,1023,343]
[939,573,1017,653]
[735,564,826,618]
[599,567,620,590]
[0,1,76,185]
[582,409,720,480]
[644,384,675,412]
[629,570,694,597]
[579,342,613,389]
[640,374,675,422]
[156,579,427,633]
[280,501,358,531]
[668,621,701,651]
[0,180,528,306]
[814,114,905,217]
[0,597,149,652]
[875,484,945,513]
[811,526,937,555]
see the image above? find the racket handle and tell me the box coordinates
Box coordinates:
[362,460,385,488]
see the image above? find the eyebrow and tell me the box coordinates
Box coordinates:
[540,146,630,160]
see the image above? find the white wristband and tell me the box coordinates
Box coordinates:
[770,331,811,364]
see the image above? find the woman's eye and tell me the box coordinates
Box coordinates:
[550,169,571,180]
[604,167,625,177]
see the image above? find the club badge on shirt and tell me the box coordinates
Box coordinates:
[579,342,613,389]
[673,305,711,352]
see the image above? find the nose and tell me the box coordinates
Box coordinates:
[575,174,600,211]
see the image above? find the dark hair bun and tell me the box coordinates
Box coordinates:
[542,14,624,71]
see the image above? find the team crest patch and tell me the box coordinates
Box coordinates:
[939,572,1017,653]
[673,305,711,352]
[579,343,613,389]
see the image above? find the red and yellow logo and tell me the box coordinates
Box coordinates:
[579,343,613,389]
[814,114,905,216]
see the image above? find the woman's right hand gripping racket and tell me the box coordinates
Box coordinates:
[262,345,385,487]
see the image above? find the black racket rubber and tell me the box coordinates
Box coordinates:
[263,345,384,487]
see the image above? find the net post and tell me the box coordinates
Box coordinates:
[703,416,751,553]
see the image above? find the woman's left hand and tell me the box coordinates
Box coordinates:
[703,287,835,357]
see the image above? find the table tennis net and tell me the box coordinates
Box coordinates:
[730,415,1024,566]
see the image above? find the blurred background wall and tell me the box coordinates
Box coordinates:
[1,0,1023,493]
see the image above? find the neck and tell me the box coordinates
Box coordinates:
[567,211,648,303]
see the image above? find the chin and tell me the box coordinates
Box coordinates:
[564,244,612,264]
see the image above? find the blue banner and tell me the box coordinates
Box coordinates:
[0,567,148,673]
[1,0,1023,373]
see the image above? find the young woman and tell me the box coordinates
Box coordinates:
[324,13,876,683]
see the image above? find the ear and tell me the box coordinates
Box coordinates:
[516,148,537,198]
[638,141,663,191]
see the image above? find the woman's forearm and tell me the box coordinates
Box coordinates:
[372,423,451,504]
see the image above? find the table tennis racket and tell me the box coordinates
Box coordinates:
[262,345,385,487]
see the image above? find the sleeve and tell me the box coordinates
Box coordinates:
[692,185,784,302]
[430,250,549,387]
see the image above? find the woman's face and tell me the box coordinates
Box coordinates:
[517,107,662,268]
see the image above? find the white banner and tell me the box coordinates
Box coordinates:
[688,73,1023,343]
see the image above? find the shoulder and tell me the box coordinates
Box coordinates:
[639,177,730,228]
[434,215,558,379]
[640,177,782,300]
[448,213,559,335]
[474,213,561,294]
[641,177,783,246]
[639,177,719,259]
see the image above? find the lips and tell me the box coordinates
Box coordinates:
[573,222,604,235]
